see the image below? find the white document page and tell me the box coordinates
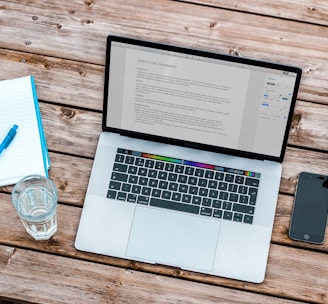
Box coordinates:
[0,76,48,186]
[120,49,250,149]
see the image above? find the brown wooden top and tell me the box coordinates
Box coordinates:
[0,0,327,303]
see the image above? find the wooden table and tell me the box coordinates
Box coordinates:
[0,1,327,303]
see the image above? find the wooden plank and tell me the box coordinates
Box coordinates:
[0,1,327,104]
[289,100,328,150]
[0,49,104,111]
[0,245,305,304]
[186,0,328,26]
[0,194,327,303]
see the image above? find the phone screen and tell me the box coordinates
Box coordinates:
[289,172,328,244]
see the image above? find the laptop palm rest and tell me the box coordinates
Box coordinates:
[126,206,220,271]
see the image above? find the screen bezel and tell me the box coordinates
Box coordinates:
[102,35,302,162]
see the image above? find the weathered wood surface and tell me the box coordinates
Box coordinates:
[0,193,327,303]
[0,0,328,104]
[0,0,328,303]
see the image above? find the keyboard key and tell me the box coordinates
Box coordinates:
[213,209,223,218]
[233,213,243,222]
[219,191,228,200]
[243,215,254,224]
[148,169,158,178]
[158,172,168,180]
[175,165,184,173]
[152,189,161,197]
[168,182,178,191]
[115,154,124,163]
[125,156,135,164]
[222,201,232,210]
[200,207,212,217]
[182,194,192,203]
[135,158,145,166]
[189,186,199,195]
[239,195,249,204]
[107,190,117,199]
[245,177,260,187]
[202,198,212,206]
[218,182,228,190]
[233,203,255,214]
[199,188,209,197]
[155,161,164,170]
[235,175,245,184]
[117,192,127,201]
[215,172,224,180]
[145,159,155,168]
[128,175,138,184]
[168,173,178,182]
[121,183,131,192]
[109,181,121,190]
[238,185,248,194]
[159,180,168,189]
[225,174,234,182]
[165,163,175,171]
[127,194,137,203]
[138,177,149,186]
[138,167,148,176]
[178,175,188,183]
[208,180,218,189]
[223,211,233,220]
[209,189,218,198]
[111,172,128,182]
[188,176,198,185]
[128,166,138,174]
[205,170,214,179]
[150,198,200,215]
[229,193,239,202]
[172,192,182,201]
[178,184,188,193]
[132,185,141,194]
[212,200,222,209]
[198,178,207,187]
[192,196,202,205]
[185,167,194,175]
[137,195,150,205]
[228,183,238,192]
[113,163,128,173]
[141,187,151,196]
[195,168,204,177]
[149,179,158,188]
[162,191,172,200]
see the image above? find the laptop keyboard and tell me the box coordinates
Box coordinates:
[107,148,261,225]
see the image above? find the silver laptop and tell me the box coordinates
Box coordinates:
[75,35,302,283]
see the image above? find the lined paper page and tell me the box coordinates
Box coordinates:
[0,76,47,186]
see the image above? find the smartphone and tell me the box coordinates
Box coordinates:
[289,172,328,244]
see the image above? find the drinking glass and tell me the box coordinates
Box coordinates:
[12,175,58,240]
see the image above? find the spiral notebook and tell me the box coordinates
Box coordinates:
[0,75,50,186]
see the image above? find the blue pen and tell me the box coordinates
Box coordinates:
[0,124,18,155]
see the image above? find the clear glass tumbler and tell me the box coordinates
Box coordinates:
[12,175,58,240]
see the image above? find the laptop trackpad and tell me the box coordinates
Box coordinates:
[126,207,220,271]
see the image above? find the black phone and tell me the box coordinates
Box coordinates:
[289,172,328,244]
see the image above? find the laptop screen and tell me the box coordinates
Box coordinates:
[103,36,302,162]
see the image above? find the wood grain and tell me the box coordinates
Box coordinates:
[0,193,327,303]
[188,0,328,26]
[0,244,306,304]
[0,0,328,104]
[0,0,328,303]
